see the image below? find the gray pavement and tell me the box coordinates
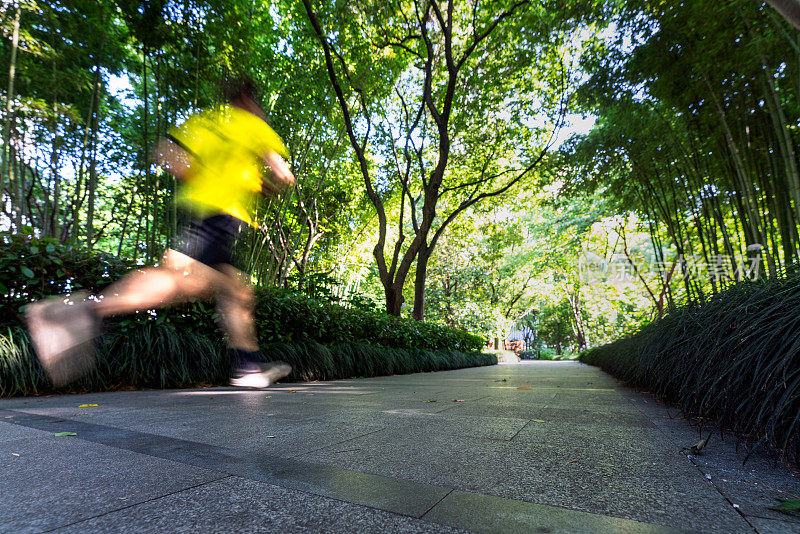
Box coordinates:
[1,361,799,533]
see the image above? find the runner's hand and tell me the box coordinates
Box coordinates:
[261,152,295,197]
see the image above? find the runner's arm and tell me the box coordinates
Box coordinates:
[153,137,192,181]
[261,151,296,197]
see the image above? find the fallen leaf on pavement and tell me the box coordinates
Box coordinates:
[78,404,99,408]
[264,396,272,398]
[55,432,77,437]
[288,390,297,393]
[532,419,546,423]
[566,458,579,464]
[453,399,465,402]
[517,387,532,390]
[426,399,437,403]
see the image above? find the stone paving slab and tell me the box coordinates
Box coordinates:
[54,476,467,534]
[748,517,800,534]
[2,361,799,532]
[422,490,682,534]
[0,431,225,532]
[297,425,745,530]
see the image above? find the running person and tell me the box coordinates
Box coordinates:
[26,77,293,388]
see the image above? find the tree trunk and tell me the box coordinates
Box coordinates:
[2,3,21,224]
[384,282,404,316]
[568,290,587,351]
[412,244,431,320]
[85,67,102,248]
[142,46,153,261]
[48,35,60,239]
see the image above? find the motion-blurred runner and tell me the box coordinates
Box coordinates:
[26,77,293,388]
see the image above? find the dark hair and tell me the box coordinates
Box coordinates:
[222,75,259,104]
[221,74,265,119]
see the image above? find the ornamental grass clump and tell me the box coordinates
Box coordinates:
[0,328,495,397]
[581,270,800,465]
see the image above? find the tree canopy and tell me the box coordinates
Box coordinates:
[1,0,798,355]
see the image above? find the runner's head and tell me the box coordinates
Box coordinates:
[223,75,265,119]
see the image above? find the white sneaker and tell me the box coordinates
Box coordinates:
[229,361,291,388]
[25,291,100,386]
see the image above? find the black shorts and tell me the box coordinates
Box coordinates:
[173,213,244,268]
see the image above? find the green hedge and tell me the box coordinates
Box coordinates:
[580,271,800,465]
[254,289,484,352]
[1,235,485,352]
[1,325,495,397]
[1,235,492,396]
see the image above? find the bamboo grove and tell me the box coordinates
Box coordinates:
[565,0,800,305]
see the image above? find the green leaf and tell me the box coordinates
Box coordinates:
[29,245,39,254]
[45,244,56,253]
[774,499,800,513]
[54,432,77,437]
[20,266,35,279]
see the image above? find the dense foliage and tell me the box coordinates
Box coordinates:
[0,235,483,350]
[564,0,799,303]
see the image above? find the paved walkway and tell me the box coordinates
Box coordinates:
[2,361,799,533]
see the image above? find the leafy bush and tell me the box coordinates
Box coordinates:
[255,288,484,352]
[1,236,492,396]
[1,235,484,352]
[580,271,800,465]
[0,233,134,325]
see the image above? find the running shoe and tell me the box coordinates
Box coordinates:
[25,291,101,386]
[230,361,291,388]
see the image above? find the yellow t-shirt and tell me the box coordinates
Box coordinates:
[168,104,288,226]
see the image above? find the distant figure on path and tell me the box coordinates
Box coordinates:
[26,76,294,389]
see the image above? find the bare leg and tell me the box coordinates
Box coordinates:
[95,249,226,318]
[214,265,291,387]
[29,246,290,387]
[97,249,258,352]
[214,264,258,352]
